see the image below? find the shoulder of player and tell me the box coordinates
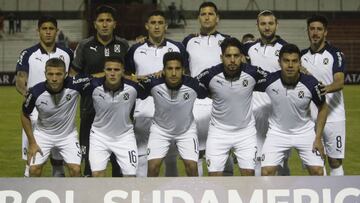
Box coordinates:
[55,43,73,56]
[20,43,41,56]
[28,82,47,98]
[78,36,94,47]
[182,34,198,46]
[165,38,185,49]
[324,42,344,57]
[299,73,319,86]
[129,41,147,52]
[300,47,311,57]
[123,78,143,89]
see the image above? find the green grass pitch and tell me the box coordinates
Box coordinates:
[0,86,359,177]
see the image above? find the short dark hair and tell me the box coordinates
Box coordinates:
[220,37,245,55]
[198,2,218,15]
[104,56,124,67]
[38,15,57,28]
[307,14,328,29]
[45,58,66,71]
[163,52,184,68]
[95,5,117,21]
[279,43,301,60]
[257,10,277,24]
[147,10,166,21]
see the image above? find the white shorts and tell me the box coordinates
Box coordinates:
[323,121,346,159]
[147,122,199,162]
[261,129,324,167]
[206,123,257,172]
[22,109,62,161]
[29,130,81,166]
[193,98,212,151]
[89,129,138,175]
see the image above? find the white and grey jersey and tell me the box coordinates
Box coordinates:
[16,43,73,88]
[183,32,230,77]
[142,75,207,135]
[197,63,268,131]
[87,78,147,138]
[256,71,326,135]
[244,36,287,73]
[22,76,89,138]
[125,38,188,76]
[301,42,346,122]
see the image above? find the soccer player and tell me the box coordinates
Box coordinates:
[15,15,73,177]
[182,1,233,176]
[86,57,146,177]
[144,52,206,177]
[71,5,129,177]
[259,44,327,176]
[197,37,268,176]
[21,58,84,177]
[125,10,188,177]
[243,10,290,176]
[301,15,346,176]
[241,33,255,44]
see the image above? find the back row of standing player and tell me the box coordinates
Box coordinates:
[17,1,345,177]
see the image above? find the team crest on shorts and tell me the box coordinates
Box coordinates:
[123,93,130,100]
[275,50,280,56]
[298,91,304,99]
[114,44,121,53]
[66,94,72,101]
[242,79,248,87]
[323,58,329,65]
[183,92,190,100]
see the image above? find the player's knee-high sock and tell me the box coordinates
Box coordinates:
[330,165,344,176]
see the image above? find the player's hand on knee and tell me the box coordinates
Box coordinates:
[312,138,325,159]
[28,143,43,164]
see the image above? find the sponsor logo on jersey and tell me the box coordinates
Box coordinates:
[242,79,248,87]
[114,44,121,53]
[194,40,200,45]
[271,88,279,95]
[40,100,48,106]
[35,57,42,62]
[123,93,130,100]
[183,92,190,100]
[323,58,329,65]
[17,50,27,65]
[140,50,147,55]
[98,94,105,100]
[104,48,110,57]
[298,90,304,99]
[216,80,223,86]
[90,46,97,52]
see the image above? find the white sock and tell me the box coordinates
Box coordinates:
[52,165,65,177]
[323,167,327,176]
[197,159,203,176]
[24,164,30,177]
[330,165,344,176]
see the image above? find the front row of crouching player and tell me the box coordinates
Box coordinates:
[21,38,328,177]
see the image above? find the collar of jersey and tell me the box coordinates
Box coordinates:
[94,35,116,46]
[199,30,219,37]
[309,41,329,55]
[222,63,242,81]
[146,38,167,47]
[280,72,301,87]
[103,78,124,93]
[165,77,183,90]
[45,79,66,95]
[259,35,282,46]
[39,43,57,54]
